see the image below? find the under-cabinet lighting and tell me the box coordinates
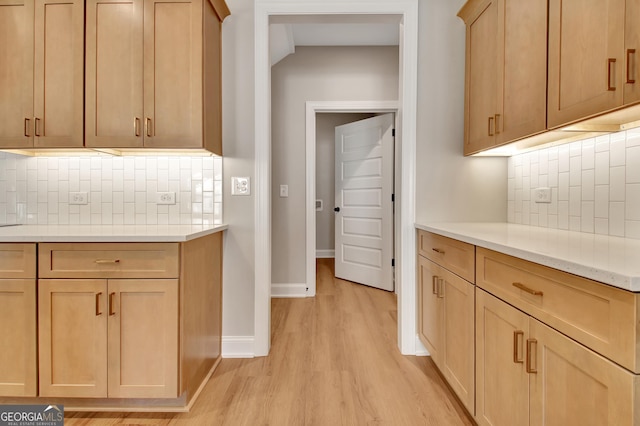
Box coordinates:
[0,148,220,157]
[471,103,640,157]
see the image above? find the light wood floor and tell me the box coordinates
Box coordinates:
[65,258,474,425]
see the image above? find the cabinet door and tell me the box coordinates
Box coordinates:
[463,0,498,155]
[441,272,475,415]
[547,0,625,128]
[0,0,34,148]
[497,0,547,144]
[0,279,36,396]
[476,289,529,426]
[33,0,84,148]
[625,0,640,104]
[38,279,108,398]
[85,0,144,148]
[203,0,223,155]
[107,279,178,398]
[143,0,203,148]
[418,256,443,366]
[529,319,637,426]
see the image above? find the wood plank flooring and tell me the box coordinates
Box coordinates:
[65,258,474,425]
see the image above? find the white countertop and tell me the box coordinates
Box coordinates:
[0,224,227,243]
[416,222,640,292]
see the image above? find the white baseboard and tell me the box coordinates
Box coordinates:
[271,283,308,298]
[315,249,335,258]
[222,336,255,358]
[415,334,429,356]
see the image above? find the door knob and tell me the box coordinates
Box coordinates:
[334,207,340,212]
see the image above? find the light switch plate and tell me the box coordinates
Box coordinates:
[280,184,289,198]
[232,177,251,195]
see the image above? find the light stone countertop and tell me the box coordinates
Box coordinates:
[416,222,640,292]
[0,224,227,243]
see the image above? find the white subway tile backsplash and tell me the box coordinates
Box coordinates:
[509,129,640,239]
[581,170,595,201]
[0,153,223,226]
[610,133,626,166]
[626,146,640,183]
[595,151,610,185]
[610,166,626,202]
[581,139,595,169]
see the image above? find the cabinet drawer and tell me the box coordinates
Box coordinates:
[417,230,474,282]
[477,247,640,373]
[39,243,179,279]
[0,244,36,279]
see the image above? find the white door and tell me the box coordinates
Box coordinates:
[334,113,394,291]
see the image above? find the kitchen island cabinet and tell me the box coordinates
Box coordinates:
[0,225,225,412]
[0,244,37,397]
[0,0,84,149]
[85,0,229,154]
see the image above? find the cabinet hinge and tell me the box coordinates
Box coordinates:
[392,194,395,202]
[392,258,395,267]
[392,129,396,137]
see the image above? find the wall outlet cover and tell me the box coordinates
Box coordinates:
[232,177,251,195]
[533,187,552,203]
[69,192,89,205]
[156,192,176,205]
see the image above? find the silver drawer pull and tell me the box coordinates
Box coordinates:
[95,259,121,264]
[513,282,543,296]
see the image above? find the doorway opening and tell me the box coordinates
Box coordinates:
[255,1,419,357]
[309,107,398,296]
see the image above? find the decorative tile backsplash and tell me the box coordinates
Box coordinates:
[508,128,640,238]
[0,152,223,226]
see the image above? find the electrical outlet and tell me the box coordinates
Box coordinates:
[156,192,176,205]
[69,192,88,205]
[231,177,250,195]
[533,187,551,203]
[280,184,289,198]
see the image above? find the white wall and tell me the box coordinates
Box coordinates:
[218,0,507,357]
[0,152,223,225]
[315,113,375,255]
[508,129,640,239]
[219,0,257,354]
[271,46,399,285]
[414,0,507,224]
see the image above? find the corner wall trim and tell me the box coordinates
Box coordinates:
[415,335,429,356]
[316,249,335,258]
[222,336,256,358]
[271,283,308,298]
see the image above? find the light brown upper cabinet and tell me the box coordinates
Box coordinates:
[458,0,547,155]
[0,0,84,149]
[547,0,626,129]
[625,0,640,104]
[85,0,229,154]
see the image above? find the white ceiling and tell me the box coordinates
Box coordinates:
[269,14,401,66]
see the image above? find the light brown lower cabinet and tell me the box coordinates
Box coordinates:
[0,279,37,397]
[476,288,640,426]
[0,243,37,397]
[418,255,475,415]
[38,278,178,399]
[0,232,223,411]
